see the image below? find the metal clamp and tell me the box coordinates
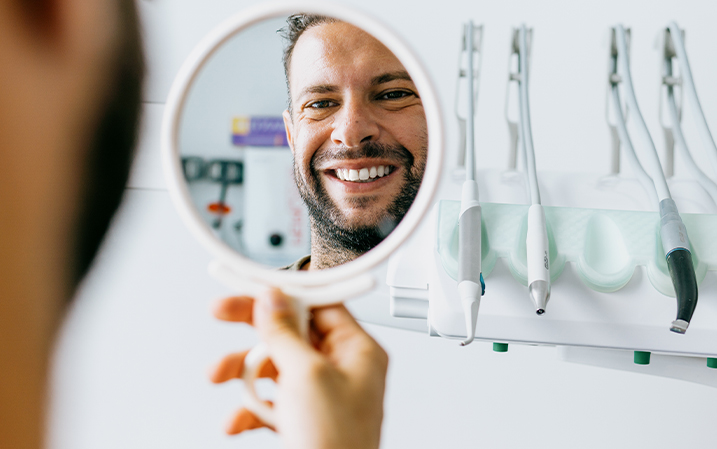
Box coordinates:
[454,23,483,171]
[606,27,631,174]
[505,27,532,170]
[658,27,685,177]
[658,24,717,207]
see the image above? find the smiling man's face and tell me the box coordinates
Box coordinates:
[283,20,427,267]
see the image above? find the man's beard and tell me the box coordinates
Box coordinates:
[295,142,426,257]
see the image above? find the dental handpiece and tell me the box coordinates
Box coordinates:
[458,181,483,346]
[612,25,699,332]
[457,21,484,346]
[517,25,550,314]
[660,199,698,333]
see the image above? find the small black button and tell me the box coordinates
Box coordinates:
[269,234,283,247]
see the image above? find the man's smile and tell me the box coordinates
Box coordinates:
[334,165,393,182]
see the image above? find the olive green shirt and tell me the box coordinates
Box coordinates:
[280,255,311,271]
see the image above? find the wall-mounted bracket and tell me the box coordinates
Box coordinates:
[658,24,717,208]
[605,27,631,174]
[658,27,685,178]
[505,27,532,170]
[454,23,483,172]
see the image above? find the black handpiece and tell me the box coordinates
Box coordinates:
[659,199,699,334]
[666,249,698,334]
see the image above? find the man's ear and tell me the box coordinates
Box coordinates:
[282,109,294,154]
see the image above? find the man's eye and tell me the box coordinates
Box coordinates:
[378,90,413,100]
[307,100,337,109]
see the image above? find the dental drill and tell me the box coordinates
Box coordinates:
[609,24,698,333]
[510,25,551,315]
[456,21,484,346]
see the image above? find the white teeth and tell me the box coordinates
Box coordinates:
[336,165,393,182]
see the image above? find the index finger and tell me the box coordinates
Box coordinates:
[310,303,362,338]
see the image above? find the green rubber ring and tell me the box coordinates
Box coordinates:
[493,342,509,352]
[707,358,717,369]
[634,351,651,365]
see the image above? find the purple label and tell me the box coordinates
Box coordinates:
[232,116,289,147]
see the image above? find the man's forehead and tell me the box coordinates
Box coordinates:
[288,22,410,95]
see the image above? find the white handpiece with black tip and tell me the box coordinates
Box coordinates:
[527,204,550,314]
[515,24,551,314]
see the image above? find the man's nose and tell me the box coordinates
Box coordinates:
[330,100,379,148]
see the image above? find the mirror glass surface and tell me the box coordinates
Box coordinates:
[178,14,428,271]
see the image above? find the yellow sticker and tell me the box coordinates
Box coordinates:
[232,116,250,135]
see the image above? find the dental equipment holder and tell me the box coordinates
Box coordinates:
[388,182,717,354]
[388,24,717,385]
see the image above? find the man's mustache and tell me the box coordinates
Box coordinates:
[311,142,414,169]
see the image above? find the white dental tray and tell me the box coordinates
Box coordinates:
[388,169,717,358]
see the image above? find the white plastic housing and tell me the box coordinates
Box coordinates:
[527,204,550,283]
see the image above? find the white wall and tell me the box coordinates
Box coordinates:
[50,1,717,448]
[179,16,287,154]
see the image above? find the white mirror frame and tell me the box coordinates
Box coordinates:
[162,0,444,288]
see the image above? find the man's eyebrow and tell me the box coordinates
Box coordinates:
[297,84,339,99]
[295,71,413,100]
[371,71,413,85]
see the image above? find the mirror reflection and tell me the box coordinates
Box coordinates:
[179,14,427,271]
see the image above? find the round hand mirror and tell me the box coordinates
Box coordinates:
[161,0,443,426]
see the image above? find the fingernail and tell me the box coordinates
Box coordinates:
[207,362,222,383]
[261,289,290,312]
[268,293,290,311]
[211,299,227,319]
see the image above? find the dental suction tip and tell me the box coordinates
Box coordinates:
[459,294,480,347]
[460,331,476,346]
[529,281,550,314]
[670,319,689,334]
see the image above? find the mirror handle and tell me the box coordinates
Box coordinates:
[208,260,376,306]
[241,342,275,426]
[241,302,310,428]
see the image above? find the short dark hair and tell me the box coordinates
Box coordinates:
[278,14,337,111]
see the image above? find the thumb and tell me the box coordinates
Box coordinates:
[253,288,315,370]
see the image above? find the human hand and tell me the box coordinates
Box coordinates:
[210,289,388,449]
